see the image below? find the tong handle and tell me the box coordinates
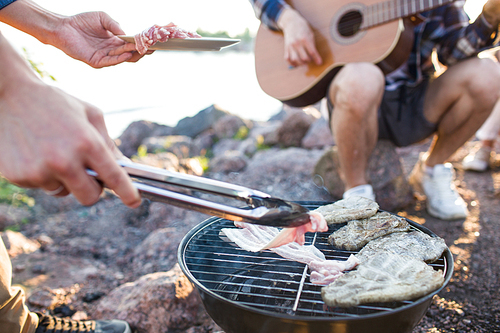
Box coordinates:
[117,160,270,202]
[87,161,311,227]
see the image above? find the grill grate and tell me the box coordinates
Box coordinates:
[181,209,448,318]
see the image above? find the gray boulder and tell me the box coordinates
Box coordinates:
[313,140,413,211]
[302,117,335,149]
[277,109,318,147]
[173,104,229,138]
[93,265,203,333]
[117,121,173,158]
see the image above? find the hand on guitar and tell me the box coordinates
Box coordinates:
[483,0,500,27]
[277,7,323,67]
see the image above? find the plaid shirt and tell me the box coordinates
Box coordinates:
[249,0,498,88]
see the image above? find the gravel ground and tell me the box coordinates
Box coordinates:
[397,139,500,333]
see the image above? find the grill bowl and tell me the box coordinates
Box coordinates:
[178,202,453,333]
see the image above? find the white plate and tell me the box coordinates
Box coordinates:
[118,36,240,51]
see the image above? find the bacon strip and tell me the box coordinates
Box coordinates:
[221,212,359,285]
[133,23,202,55]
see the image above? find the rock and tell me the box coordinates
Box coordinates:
[173,104,229,138]
[131,228,180,274]
[277,109,318,147]
[229,147,331,201]
[116,121,173,158]
[213,114,252,139]
[27,287,60,309]
[249,121,281,147]
[141,135,194,158]
[26,190,81,215]
[133,152,181,172]
[93,265,202,333]
[209,151,249,173]
[192,129,216,156]
[1,230,40,257]
[211,138,241,157]
[12,251,113,289]
[0,204,32,231]
[313,140,413,211]
[301,117,335,149]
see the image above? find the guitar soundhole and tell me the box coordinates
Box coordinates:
[338,11,362,37]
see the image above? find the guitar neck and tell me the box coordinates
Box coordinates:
[362,0,455,29]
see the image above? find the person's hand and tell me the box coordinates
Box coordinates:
[277,7,322,67]
[0,0,150,68]
[483,0,500,27]
[0,33,141,208]
[53,11,148,68]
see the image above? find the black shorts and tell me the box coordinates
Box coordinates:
[328,80,437,147]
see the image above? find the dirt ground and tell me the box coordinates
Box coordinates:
[7,137,500,333]
[396,138,500,333]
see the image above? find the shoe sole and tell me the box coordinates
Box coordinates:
[427,205,467,220]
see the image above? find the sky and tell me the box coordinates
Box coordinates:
[26,0,260,36]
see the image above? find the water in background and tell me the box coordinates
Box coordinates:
[47,50,282,139]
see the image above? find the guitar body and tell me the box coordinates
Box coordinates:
[254,0,415,106]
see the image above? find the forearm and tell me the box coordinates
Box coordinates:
[0,0,64,46]
[0,31,41,100]
[250,0,291,31]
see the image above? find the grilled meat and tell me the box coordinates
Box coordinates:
[328,211,410,250]
[313,196,379,224]
[356,230,447,263]
[321,251,444,307]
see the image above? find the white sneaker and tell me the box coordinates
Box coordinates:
[343,184,376,201]
[409,156,468,220]
[462,146,491,172]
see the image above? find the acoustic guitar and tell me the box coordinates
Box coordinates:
[254,0,454,107]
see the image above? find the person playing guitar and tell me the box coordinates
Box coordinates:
[249,0,500,221]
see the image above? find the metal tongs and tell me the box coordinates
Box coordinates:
[88,161,311,228]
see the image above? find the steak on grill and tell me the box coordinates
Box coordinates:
[312,196,379,224]
[356,230,447,263]
[328,211,410,250]
[321,251,445,307]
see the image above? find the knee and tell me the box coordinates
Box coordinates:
[467,59,500,103]
[328,63,385,117]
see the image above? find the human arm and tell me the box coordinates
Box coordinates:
[432,2,498,66]
[0,31,141,208]
[0,0,145,68]
[249,0,322,66]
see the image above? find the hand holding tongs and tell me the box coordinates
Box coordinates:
[87,160,311,227]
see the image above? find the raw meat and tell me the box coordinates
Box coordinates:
[321,251,445,307]
[313,196,379,224]
[221,211,327,251]
[133,23,201,54]
[356,230,447,263]
[328,211,410,250]
[221,213,359,285]
[227,211,328,250]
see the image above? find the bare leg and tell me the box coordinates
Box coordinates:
[328,63,385,191]
[422,57,500,167]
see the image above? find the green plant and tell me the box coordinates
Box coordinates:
[23,48,56,81]
[193,156,210,173]
[0,177,35,208]
[233,126,249,140]
[255,135,271,151]
[137,144,148,158]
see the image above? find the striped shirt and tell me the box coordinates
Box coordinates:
[249,0,498,89]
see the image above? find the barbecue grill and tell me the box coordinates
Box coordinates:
[178,202,453,333]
